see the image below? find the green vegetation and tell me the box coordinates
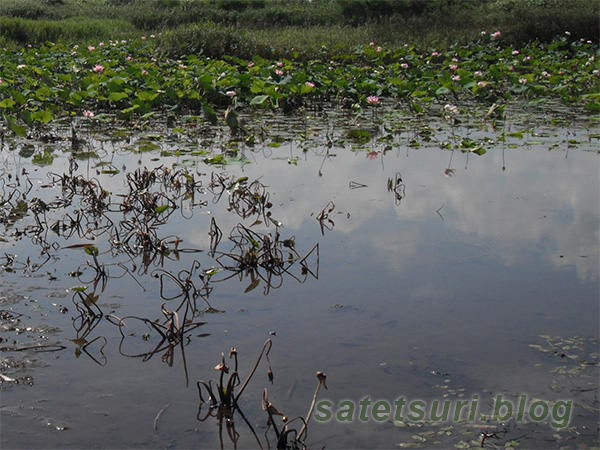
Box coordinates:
[0,0,597,52]
[0,0,598,136]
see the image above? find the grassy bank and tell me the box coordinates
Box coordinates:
[0,0,597,58]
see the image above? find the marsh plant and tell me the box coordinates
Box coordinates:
[197,339,327,449]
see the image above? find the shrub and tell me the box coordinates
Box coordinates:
[0,0,50,20]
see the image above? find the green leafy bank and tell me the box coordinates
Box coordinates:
[0,1,598,136]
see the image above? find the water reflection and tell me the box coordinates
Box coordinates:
[0,104,598,449]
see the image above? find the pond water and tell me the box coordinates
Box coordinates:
[1,102,598,449]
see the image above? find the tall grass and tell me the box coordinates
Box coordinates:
[0,0,597,57]
[0,17,140,48]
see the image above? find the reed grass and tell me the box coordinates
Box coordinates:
[0,0,597,58]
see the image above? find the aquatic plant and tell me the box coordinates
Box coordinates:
[197,340,327,449]
[0,32,598,139]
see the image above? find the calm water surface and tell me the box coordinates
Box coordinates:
[1,104,598,449]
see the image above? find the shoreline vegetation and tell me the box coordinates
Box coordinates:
[0,0,598,135]
[0,0,597,54]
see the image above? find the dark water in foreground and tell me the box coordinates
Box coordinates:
[1,104,598,449]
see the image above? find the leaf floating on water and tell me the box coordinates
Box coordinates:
[508,131,524,139]
[68,286,88,292]
[347,129,371,143]
[203,267,225,276]
[84,245,98,256]
[204,154,223,165]
[204,154,251,166]
[155,205,170,214]
[528,344,546,351]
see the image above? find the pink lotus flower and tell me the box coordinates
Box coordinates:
[276,61,284,67]
[444,104,458,114]
[83,110,94,118]
[519,78,528,84]
[491,31,501,38]
[226,90,236,97]
[449,64,458,70]
[400,63,409,69]
[93,64,104,73]
[366,96,380,105]
[451,75,461,81]
[275,69,283,76]
[477,81,488,87]
[305,81,315,88]
[88,45,95,51]
[142,70,148,76]
[376,46,382,52]
[366,151,379,160]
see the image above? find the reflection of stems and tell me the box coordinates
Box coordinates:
[153,403,171,430]
[236,406,265,450]
[436,204,445,221]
